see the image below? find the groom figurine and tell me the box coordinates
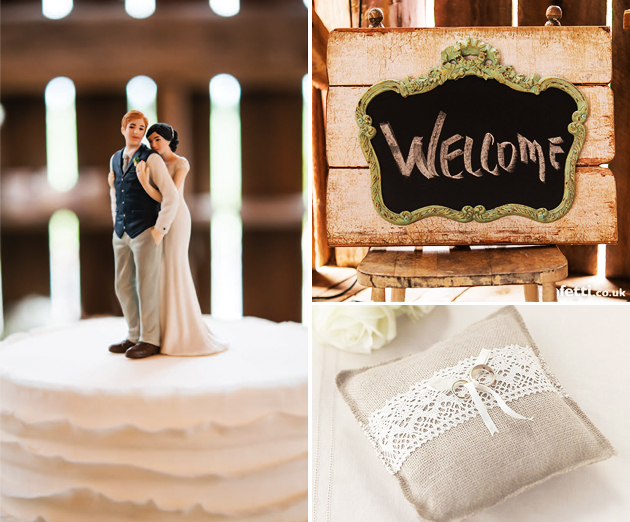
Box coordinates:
[108,110,178,359]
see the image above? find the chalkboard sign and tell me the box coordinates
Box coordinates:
[356,38,588,225]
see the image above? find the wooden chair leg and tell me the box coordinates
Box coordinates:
[391,288,406,302]
[523,284,539,302]
[542,282,558,302]
[371,287,386,302]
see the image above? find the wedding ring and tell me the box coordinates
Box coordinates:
[451,380,470,399]
[470,364,496,386]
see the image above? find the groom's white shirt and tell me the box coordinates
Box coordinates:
[109,152,179,235]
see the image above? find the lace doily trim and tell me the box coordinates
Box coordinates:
[359,344,561,474]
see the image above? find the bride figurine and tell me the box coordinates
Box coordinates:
[136,123,228,356]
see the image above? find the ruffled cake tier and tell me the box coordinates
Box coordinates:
[0,317,307,522]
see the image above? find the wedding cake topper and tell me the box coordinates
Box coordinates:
[108,111,227,358]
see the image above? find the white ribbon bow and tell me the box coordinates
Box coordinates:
[427,348,533,436]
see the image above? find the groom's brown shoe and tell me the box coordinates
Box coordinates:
[109,339,136,354]
[125,342,160,359]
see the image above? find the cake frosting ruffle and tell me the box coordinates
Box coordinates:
[0,316,307,522]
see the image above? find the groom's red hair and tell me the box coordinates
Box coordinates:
[121,110,148,131]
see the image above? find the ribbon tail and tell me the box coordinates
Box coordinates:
[465,382,498,436]
[427,376,458,392]
[478,384,533,422]
[475,348,491,366]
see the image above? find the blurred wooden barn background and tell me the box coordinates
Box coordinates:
[1,0,308,336]
[312,0,630,301]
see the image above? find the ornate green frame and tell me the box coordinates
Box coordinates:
[356,37,588,225]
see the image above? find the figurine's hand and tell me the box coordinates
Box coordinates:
[136,160,149,185]
[136,160,163,202]
[108,171,115,188]
[151,227,165,246]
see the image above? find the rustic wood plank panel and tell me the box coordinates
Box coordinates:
[327,27,612,86]
[606,0,630,279]
[519,0,607,26]
[0,96,46,170]
[313,10,329,90]
[326,85,614,168]
[243,230,303,323]
[242,92,303,196]
[435,0,512,27]
[79,231,118,317]
[314,0,352,31]
[0,232,50,310]
[326,167,617,245]
[519,0,609,277]
[335,247,369,267]
[389,0,424,28]
[557,245,598,275]
[352,0,424,28]
[313,87,332,268]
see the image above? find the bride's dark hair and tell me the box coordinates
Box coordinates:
[146,123,179,152]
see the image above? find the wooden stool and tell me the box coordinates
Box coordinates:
[357,246,568,302]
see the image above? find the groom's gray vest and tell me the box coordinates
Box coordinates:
[113,144,161,239]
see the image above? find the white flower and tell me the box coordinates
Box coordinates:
[390,305,435,321]
[313,305,398,354]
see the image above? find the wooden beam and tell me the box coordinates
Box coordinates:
[313,87,332,268]
[519,0,607,26]
[314,0,352,31]
[335,247,369,267]
[606,0,630,280]
[313,10,329,90]
[350,0,423,28]
[435,0,512,27]
[156,84,193,188]
[0,3,307,95]
[0,170,304,230]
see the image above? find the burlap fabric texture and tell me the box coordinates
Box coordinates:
[336,306,615,522]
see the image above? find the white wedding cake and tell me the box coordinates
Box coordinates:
[0,316,307,522]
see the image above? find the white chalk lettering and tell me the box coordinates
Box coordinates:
[464,136,482,177]
[481,133,499,176]
[427,111,447,179]
[440,134,464,179]
[517,133,546,183]
[380,111,565,182]
[497,141,517,173]
[548,137,565,170]
[380,122,435,178]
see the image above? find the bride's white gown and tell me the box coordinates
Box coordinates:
[159,188,228,356]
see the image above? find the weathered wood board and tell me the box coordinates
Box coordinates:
[436,0,512,27]
[327,85,614,168]
[328,27,612,86]
[326,27,616,246]
[356,246,568,288]
[606,0,630,278]
[327,167,617,245]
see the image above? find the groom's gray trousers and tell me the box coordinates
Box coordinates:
[113,229,162,346]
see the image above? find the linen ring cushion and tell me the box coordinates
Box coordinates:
[336,306,615,522]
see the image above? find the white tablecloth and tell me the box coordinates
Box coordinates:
[312,305,630,522]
